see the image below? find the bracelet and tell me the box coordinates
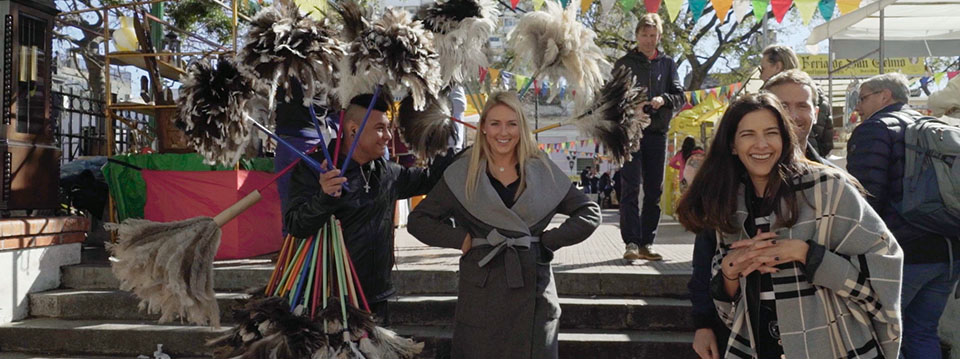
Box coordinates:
[721,270,739,281]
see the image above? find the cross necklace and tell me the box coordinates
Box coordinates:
[359,164,372,193]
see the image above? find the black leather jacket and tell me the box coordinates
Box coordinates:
[284,144,454,302]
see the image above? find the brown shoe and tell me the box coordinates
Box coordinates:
[623,243,641,260]
[637,245,663,261]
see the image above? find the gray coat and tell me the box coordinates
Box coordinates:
[407,154,601,359]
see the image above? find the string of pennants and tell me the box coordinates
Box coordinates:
[917,71,960,87]
[685,82,743,106]
[538,139,602,156]
[515,0,862,26]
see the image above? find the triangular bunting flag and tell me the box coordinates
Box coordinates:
[770,0,791,22]
[752,0,769,22]
[510,0,520,9]
[479,67,488,84]
[600,0,616,13]
[719,85,729,97]
[836,0,859,15]
[711,0,734,22]
[684,91,692,103]
[689,0,708,21]
[934,72,946,84]
[664,0,683,20]
[489,68,501,86]
[515,75,528,92]
[794,0,818,24]
[620,0,638,11]
[582,0,594,13]
[560,0,570,8]
[948,71,959,79]
[818,0,835,20]
[645,0,662,13]
[534,0,546,9]
[733,0,752,21]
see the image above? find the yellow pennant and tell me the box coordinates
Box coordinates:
[533,0,546,10]
[515,75,528,92]
[664,0,684,21]
[581,0,594,13]
[794,0,819,24]
[836,0,861,15]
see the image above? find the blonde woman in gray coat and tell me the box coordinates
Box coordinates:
[407,91,601,359]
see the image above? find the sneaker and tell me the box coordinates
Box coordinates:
[623,243,641,260]
[637,245,663,261]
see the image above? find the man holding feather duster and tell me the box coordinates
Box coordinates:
[615,13,687,262]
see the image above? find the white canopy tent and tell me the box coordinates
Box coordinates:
[807,0,960,59]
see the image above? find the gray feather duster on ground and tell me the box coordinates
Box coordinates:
[105,217,221,327]
[508,1,608,112]
[397,93,458,158]
[334,2,442,111]
[415,0,499,85]
[239,0,344,112]
[176,58,253,166]
[575,66,650,163]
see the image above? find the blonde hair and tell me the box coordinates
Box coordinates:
[635,13,663,35]
[761,44,799,71]
[465,92,542,200]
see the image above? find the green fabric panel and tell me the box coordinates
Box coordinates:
[103,153,274,221]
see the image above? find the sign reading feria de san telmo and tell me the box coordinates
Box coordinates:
[799,55,927,77]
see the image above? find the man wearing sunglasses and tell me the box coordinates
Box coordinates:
[847,73,958,359]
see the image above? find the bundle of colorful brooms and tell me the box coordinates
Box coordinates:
[106,0,650,357]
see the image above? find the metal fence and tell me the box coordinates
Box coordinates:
[52,88,152,165]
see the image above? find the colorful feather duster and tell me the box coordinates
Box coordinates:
[334,1,442,111]
[415,0,499,85]
[176,58,253,166]
[507,0,609,111]
[397,93,458,158]
[574,66,650,163]
[238,0,344,111]
[106,217,221,327]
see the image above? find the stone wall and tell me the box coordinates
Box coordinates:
[0,243,81,324]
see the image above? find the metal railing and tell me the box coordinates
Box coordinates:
[52,88,151,164]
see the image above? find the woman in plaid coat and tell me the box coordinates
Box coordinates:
[676,94,903,358]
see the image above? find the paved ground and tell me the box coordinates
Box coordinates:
[394,209,696,275]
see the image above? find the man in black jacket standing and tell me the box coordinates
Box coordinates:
[284,94,453,324]
[614,13,686,261]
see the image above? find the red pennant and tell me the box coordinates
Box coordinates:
[645,0,662,13]
[949,71,959,80]
[770,0,792,22]
[511,0,520,9]
[479,66,488,83]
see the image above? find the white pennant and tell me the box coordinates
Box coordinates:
[600,0,617,14]
[732,0,752,22]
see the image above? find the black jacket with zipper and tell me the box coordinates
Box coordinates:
[284,144,454,303]
[612,49,686,134]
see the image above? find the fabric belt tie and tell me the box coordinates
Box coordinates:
[473,229,539,289]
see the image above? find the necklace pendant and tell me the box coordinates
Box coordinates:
[364,183,371,193]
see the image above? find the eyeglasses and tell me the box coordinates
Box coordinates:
[858,91,880,103]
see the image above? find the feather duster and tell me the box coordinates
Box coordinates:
[574,66,650,163]
[334,3,442,111]
[315,297,423,359]
[105,217,221,327]
[397,93,458,158]
[239,0,344,111]
[415,0,499,85]
[176,58,253,166]
[507,1,609,112]
[209,295,327,359]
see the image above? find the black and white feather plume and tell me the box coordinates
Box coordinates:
[176,58,253,166]
[334,2,442,111]
[415,0,499,85]
[397,93,458,158]
[508,0,608,112]
[574,66,650,163]
[239,0,344,111]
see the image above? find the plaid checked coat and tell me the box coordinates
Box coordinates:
[713,168,903,359]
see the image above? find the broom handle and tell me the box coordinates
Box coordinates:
[333,110,346,167]
[451,117,476,130]
[308,105,335,171]
[247,115,329,176]
[339,85,382,179]
[533,121,565,134]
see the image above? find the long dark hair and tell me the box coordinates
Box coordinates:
[680,136,697,161]
[675,93,806,234]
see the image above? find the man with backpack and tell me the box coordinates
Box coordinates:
[847,73,960,359]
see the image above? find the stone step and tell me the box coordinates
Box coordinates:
[61,264,692,298]
[0,319,695,359]
[30,290,695,332]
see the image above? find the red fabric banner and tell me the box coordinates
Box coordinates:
[142,169,283,260]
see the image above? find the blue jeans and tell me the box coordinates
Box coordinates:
[901,260,960,359]
[619,131,667,246]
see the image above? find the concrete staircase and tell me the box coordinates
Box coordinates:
[0,261,697,358]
